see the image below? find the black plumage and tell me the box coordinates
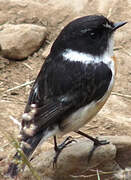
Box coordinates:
[7,15,127,177]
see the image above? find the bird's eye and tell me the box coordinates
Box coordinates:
[89,31,97,39]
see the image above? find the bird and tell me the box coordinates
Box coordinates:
[7,15,127,177]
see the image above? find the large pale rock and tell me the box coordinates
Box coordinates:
[0,24,47,59]
[22,136,131,180]
[23,138,116,180]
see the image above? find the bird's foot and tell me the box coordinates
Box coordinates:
[93,137,109,146]
[53,136,76,167]
[88,138,109,162]
[75,130,109,162]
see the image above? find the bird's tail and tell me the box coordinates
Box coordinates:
[6,102,61,178]
[6,130,44,178]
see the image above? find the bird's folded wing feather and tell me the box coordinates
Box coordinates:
[21,56,112,138]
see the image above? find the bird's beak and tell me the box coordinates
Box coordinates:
[112,21,127,32]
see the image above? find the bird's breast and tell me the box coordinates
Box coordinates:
[57,53,116,135]
[59,63,115,134]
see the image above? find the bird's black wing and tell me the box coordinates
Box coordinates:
[7,55,112,178]
[22,55,112,135]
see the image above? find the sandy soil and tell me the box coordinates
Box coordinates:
[0,0,131,178]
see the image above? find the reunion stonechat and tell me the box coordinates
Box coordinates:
[7,15,127,177]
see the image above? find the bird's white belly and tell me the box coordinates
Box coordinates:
[60,101,100,133]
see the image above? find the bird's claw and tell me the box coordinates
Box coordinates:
[53,136,77,168]
[88,138,110,162]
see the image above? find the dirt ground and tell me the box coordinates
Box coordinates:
[0,0,131,179]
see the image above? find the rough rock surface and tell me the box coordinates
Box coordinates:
[22,136,131,180]
[0,24,47,59]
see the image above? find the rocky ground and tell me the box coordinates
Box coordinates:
[0,0,131,179]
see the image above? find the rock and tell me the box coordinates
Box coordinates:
[0,24,47,60]
[22,136,131,180]
[23,138,117,180]
[104,136,131,167]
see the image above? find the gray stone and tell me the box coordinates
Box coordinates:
[23,136,131,180]
[0,24,47,60]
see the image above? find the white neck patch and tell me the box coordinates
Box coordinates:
[63,49,94,64]
[62,37,115,76]
[63,49,112,64]
[62,36,114,70]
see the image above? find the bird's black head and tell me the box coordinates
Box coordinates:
[51,15,127,56]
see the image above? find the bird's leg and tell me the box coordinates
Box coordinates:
[75,130,109,145]
[75,130,109,161]
[53,136,76,167]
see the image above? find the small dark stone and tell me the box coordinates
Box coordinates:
[10,92,19,95]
